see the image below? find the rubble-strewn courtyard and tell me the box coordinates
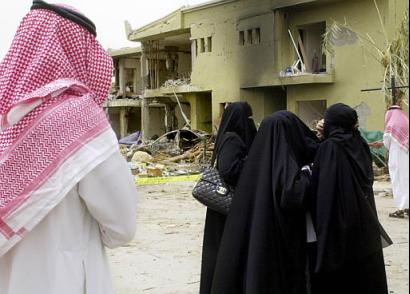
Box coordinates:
[108,181,409,294]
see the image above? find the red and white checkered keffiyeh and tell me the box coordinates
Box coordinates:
[385,106,409,152]
[0,6,115,255]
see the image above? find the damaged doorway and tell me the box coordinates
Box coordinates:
[186,92,212,133]
[107,108,121,139]
[106,107,142,139]
[127,108,142,135]
[297,100,327,128]
[297,22,327,73]
[146,97,192,140]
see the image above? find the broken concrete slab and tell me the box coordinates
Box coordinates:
[132,151,154,163]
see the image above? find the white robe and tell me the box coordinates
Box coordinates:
[384,133,409,210]
[0,151,138,294]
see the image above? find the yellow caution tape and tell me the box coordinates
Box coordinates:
[135,174,202,186]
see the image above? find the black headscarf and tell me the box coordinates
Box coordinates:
[324,103,358,137]
[212,102,257,164]
[210,111,319,294]
[311,103,392,274]
[324,103,374,189]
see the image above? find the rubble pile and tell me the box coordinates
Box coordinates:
[132,151,153,163]
[161,78,191,88]
[162,142,214,164]
[120,129,214,178]
[373,163,390,181]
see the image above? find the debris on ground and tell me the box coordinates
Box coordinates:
[120,129,213,177]
[132,151,154,164]
[374,163,390,178]
[119,131,143,146]
[120,144,129,158]
[109,181,409,294]
[146,166,165,178]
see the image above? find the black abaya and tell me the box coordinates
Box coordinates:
[200,102,256,294]
[309,103,392,294]
[210,111,320,294]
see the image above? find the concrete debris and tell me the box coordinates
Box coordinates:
[132,151,154,164]
[146,166,164,178]
[161,142,214,164]
[373,163,389,178]
[120,144,129,158]
[121,129,214,178]
[108,92,141,101]
[162,78,191,88]
[133,129,210,156]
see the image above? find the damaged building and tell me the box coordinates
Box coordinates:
[106,47,192,140]
[110,0,408,140]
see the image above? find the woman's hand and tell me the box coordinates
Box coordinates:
[316,119,325,139]
[368,141,384,149]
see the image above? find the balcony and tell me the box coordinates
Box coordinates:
[104,99,142,108]
[277,72,335,86]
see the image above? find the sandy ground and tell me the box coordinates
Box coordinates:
[108,181,409,294]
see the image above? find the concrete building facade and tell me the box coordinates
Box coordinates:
[121,0,408,138]
[107,47,192,140]
[105,47,142,139]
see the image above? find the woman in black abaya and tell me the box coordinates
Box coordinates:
[211,111,320,294]
[309,103,392,294]
[200,102,257,294]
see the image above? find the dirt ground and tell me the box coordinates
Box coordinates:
[108,181,409,294]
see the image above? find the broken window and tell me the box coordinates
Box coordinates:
[239,31,245,45]
[206,37,213,53]
[254,28,261,44]
[240,28,261,46]
[193,39,198,57]
[199,38,205,53]
[247,29,253,45]
[297,22,327,73]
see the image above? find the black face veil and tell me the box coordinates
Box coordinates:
[212,102,257,163]
[210,111,319,294]
[311,103,392,274]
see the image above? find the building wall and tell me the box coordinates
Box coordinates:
[128,107,142,134]
[186,92,213,132]
[148,107,166,139]
[284,0,401,130]
[107,108,121,139]
[185,0,276,127]
[177,52,192,78]
[185,0,408,130]
[106,107,142,139]
[117,57,142,95]
[132,0,408,131]
[241,87,287,125]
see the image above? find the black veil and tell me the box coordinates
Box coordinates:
[210,111,319,294]
[311,103,392,274]
[212,102,257,164]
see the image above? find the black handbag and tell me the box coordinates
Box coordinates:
[192,160,234,215]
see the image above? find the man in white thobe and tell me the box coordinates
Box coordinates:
[0,1,138,293]
[0,150,138,294]
[383,105,409,218]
